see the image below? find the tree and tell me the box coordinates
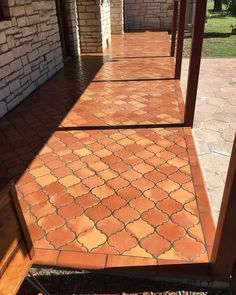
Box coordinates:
[213,0,223,11]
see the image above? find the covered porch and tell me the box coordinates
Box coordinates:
[0,31,215,272]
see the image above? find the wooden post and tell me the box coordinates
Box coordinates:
[211,136,236,282]
[231,262,236,293]
[184,0,207,127]
[170,0,179,57]
[174,0,186,79]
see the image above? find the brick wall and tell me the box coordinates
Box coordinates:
[0,0,63,118]
[110,0,124,34]
[124,0,173,31]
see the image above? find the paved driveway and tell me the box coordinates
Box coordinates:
[181,58,236,223]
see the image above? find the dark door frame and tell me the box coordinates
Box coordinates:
[55,0,71,59]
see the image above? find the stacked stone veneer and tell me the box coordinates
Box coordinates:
[101,0,111,49]
[65,0,80,56]
[124,0,173,31]
[77,0,111,53]
[0,0,63,118]
[110,0,124,34]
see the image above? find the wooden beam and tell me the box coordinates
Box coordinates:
[170,0,179,57]
[184,0,207,127]
[211,136,236,281]
[231,262,236,293]
[174,0,186,79]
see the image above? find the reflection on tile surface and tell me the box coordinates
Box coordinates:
[0,32,215,270]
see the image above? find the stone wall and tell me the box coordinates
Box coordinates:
[110,0,124,34]
[101,0,111,49]
[65,0,80,56]
[77,0,103,53]
[77,0,111,53]
[0,0,63,118]
[124,0,173,31]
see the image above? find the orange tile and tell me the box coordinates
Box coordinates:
[77,227,107,251]
[18,181,41,195]
[52,167,72,178]
[57,251,106,269]
[157,222,185,242]
[173,236,206,261]
[36,175,57,187]
[140,233,171,258]
[131,178,155,191]
[107,177,129,190]
[30,166,51,178]
[0,32,215,270]
[114,205,140,224]
[76,193,100,209]
[34,249,59,266]
[145,170,167,183]
[156,179,180,193]
[126,219,154,240]
[118,187,141,201]
[142,209,169,227]
[108,231,137,253]
[157,198,183,216]
[28,223,45,241]
[97,215,124,236]
[59,175,81,188]
[129,196,155,213]
[31,201,56,219]
[58,203,83,220]
[38,212,65,232]
[67,215,94,235]
[85,203,111,222]
[106,255,157,268]
[46,225,75,248]
[102,194,126,211]
[82,175,104,187]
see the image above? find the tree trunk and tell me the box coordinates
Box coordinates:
[213,0,222,12]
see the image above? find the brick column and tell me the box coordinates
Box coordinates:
[77,0,111,53]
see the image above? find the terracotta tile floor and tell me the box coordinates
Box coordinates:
[102,32,171,57]
[61,80,184,127]
[0,32,215,271]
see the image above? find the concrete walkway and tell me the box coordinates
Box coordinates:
[181,58,236,223]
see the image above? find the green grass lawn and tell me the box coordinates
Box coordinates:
[183,2,236,57]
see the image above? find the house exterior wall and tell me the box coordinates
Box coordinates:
[101,0,112,49]
[77,0,111,53]
[0,0,63,119]
[77,0,103,53]
[65,0,80,56]
[124,0,173,31]
[110,0,124,34]
[0,0,114,119]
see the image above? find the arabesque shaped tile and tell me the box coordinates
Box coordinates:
[126,218,154,240]
[108,230,137,254]
[140,233,171,258]
[0,32,215,270]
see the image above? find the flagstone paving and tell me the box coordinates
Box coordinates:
[0,32,215,271]
[181,58,236,223]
